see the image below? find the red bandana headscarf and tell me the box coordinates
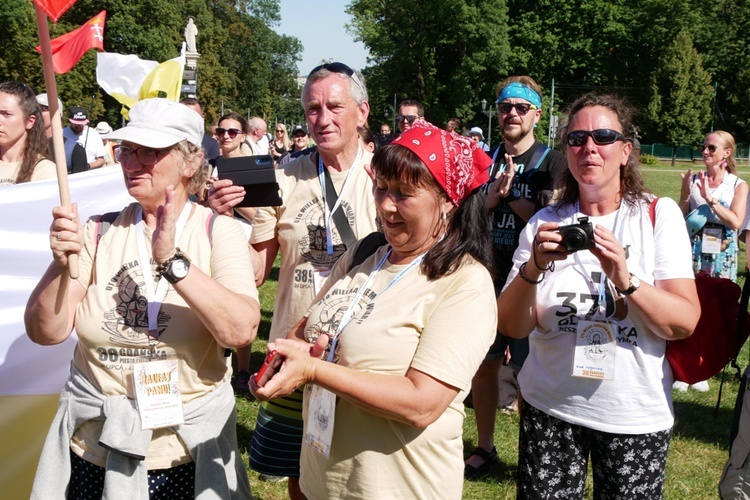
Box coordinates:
[392,121,492,205]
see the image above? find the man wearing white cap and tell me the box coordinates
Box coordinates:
[62,105,106,169]
[36,93,88,174]
[468,126,490,151]
[95,121,116,165]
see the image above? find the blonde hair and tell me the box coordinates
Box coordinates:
[707,130,736,173]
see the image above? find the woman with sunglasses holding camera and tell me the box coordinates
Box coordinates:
[679,131,747,282]
[497,94,699,499]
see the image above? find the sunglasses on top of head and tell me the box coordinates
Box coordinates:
[307,62,365,91]
[216,127,243,139]
[566,129,626,147]
[396,115,418,125]
[497,102,538,116]
[700,144,718,153]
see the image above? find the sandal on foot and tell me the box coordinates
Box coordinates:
[464,446,498,479]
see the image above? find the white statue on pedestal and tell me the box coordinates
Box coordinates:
[184,17,198,54]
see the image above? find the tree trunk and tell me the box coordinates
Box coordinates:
[671,147,677,167]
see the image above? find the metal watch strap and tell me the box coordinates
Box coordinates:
[156,248,190,283]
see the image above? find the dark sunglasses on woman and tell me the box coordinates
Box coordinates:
[700,144,718,153]
[566,129,626,147]
[216,128,243,139]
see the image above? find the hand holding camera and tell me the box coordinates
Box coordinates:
[556,217,595,252]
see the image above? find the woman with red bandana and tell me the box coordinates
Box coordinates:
[251,121,497,498]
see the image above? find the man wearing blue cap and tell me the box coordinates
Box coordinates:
[465,75,567,479]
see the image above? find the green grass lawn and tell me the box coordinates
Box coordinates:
[235,161,750,499]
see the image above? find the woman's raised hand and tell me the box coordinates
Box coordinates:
[153,185,178,264]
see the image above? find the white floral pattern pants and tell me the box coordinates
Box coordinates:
[517,402,671,499]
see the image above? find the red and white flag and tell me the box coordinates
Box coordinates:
[33,0,77,22]
[36,10,106,74]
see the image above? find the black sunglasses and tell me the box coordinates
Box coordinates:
[566,129,626,147]
[700,144,718,153]
[308,62,365,92]
[497,102,538,116]
[397,115,418,125]
[216,127,243,139]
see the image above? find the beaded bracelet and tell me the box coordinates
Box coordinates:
[519,262,544,285]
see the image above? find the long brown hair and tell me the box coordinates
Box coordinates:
[372,144,493,279]
[0,82,48,183]
[556,93,650,210]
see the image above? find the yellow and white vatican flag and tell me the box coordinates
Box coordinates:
[96,52,159,111]
[97,46,186,120]
[0,167,132,498]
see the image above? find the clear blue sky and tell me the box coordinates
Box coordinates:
[275,0,369,75]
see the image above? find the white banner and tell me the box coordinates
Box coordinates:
[0,166,133,395]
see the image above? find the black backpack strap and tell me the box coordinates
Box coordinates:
[322,167,357,250]
[350,232,388,271]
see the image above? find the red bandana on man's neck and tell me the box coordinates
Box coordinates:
[392,121,492,205]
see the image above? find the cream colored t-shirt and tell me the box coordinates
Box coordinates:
[300,245,496,499]
[0,158,56,185]
[69,202,258,469]
[251,150,378,342]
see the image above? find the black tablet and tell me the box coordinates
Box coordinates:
[216,155,283,207]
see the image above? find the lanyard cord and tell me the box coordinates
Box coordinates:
[318,146,363,254]
[135,201,192,343]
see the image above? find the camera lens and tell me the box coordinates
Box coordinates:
[563,228,587,251]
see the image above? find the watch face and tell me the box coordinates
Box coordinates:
[631,275,640,289]
[512,188,521,198]
[172,259,190,278]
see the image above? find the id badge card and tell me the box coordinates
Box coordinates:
[572,320,616,380]
[305,384,336,459]
[702,227,723,254]
[133,357,184,430]
[312,266,331,296]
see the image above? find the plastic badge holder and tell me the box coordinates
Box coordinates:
[216,155,283,207]
[685,204,711,238]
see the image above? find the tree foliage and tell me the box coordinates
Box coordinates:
[347,0,750,145]
[0,0,302,129]
[346,0,510,129]
[647,30,713,157]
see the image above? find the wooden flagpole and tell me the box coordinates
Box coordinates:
[34,4,79,278]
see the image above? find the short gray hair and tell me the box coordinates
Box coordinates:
[302,66,369,107]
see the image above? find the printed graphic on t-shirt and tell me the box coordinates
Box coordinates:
[98,261,170,364]
[553,270,637,346]
[305,284,376,362]
[491,162,531,251]
[294,196,356,268]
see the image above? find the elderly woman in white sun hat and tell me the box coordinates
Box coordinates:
[25,97,259,500]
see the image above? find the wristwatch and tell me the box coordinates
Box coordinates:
[156,248,191,284]
[505,187,522,203]
[615,273,641,296]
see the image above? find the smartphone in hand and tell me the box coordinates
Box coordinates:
[253,350,283,387]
